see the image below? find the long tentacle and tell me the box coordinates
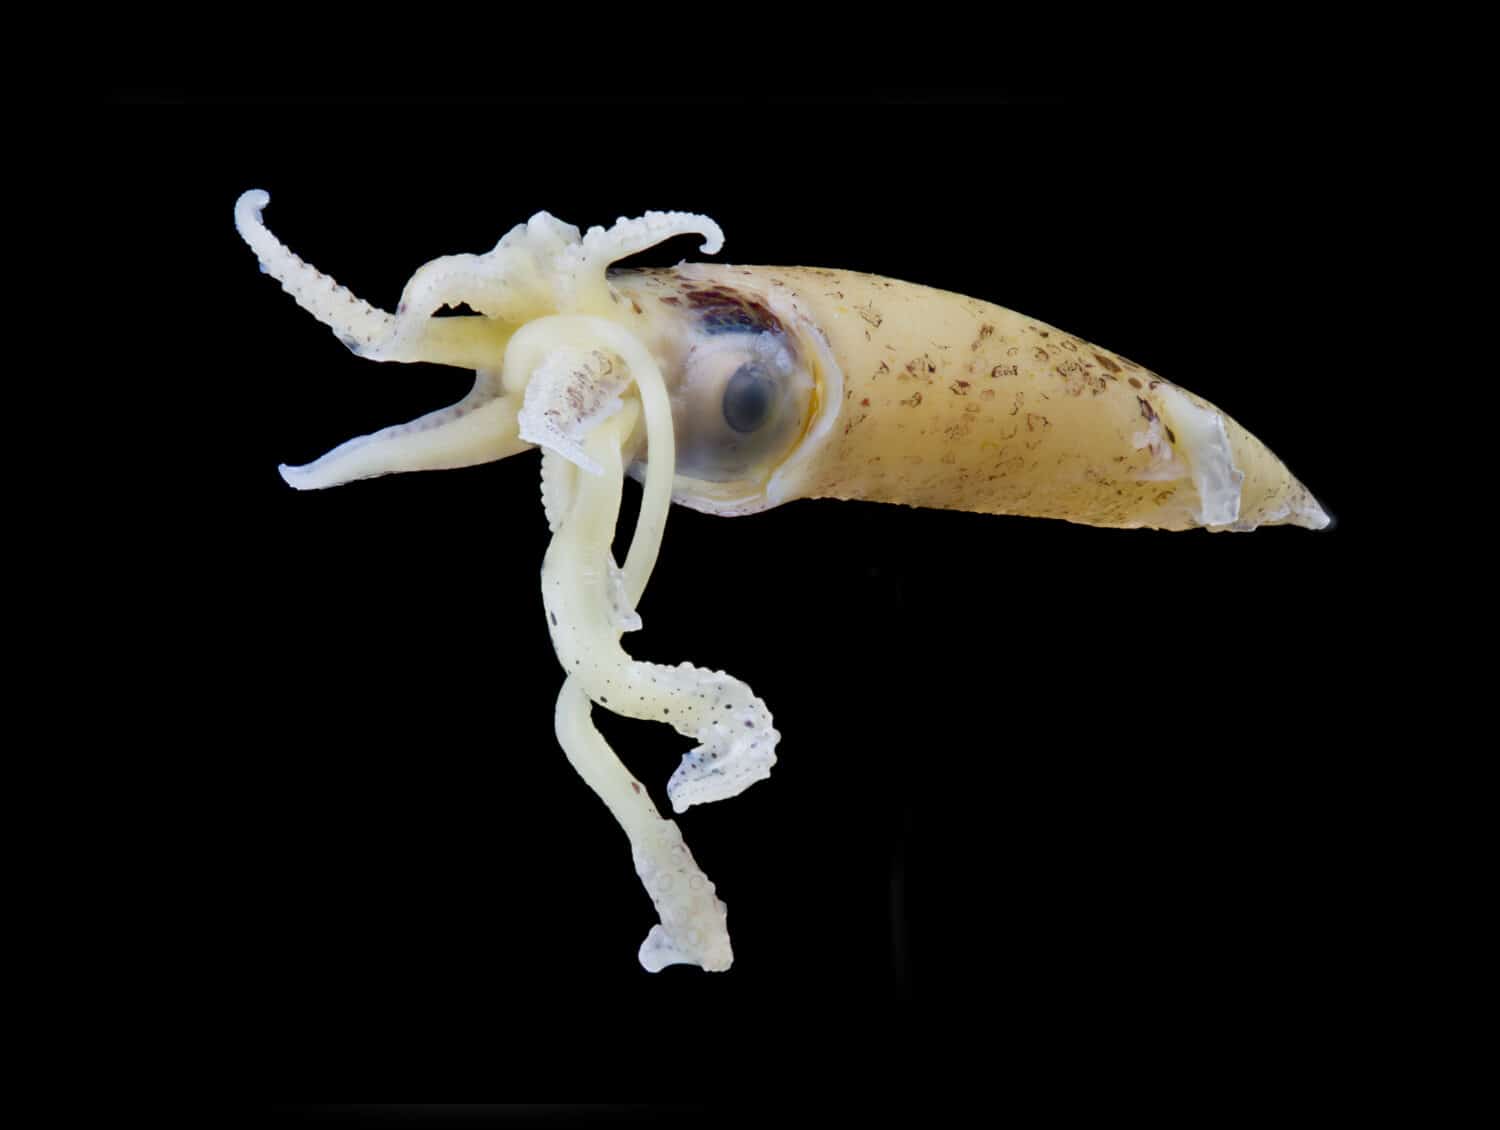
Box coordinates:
[519,317,779,812]
[541,407,733,970]
[554,677,733,972]
[528,310,781,967]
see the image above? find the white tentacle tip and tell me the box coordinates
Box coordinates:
[668,211,723,256]
[695,227,724,256]
[632,822,735,972]
[234,188,270,229]
[639,924,733,973]
[277,462,324,491]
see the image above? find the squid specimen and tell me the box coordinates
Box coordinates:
[236,190,1328,973]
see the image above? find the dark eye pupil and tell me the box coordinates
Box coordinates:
[722,362,776,434]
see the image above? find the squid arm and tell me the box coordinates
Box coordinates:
[236,190,1329,973]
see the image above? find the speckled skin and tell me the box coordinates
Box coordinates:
[623,265,1325,531]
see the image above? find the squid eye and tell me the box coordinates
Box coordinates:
[650,327,813,486]
[625,276,816,494]
[722,361,776,433]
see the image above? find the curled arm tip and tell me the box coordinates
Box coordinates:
[234,187,270,221]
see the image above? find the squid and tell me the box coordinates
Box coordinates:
[236,189,1329,974]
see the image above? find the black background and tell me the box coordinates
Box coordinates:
[114,61,1386,1121]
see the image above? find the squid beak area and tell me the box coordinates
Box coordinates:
[278,376,532,490]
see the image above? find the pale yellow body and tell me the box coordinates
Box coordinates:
[616,265,1325,532]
